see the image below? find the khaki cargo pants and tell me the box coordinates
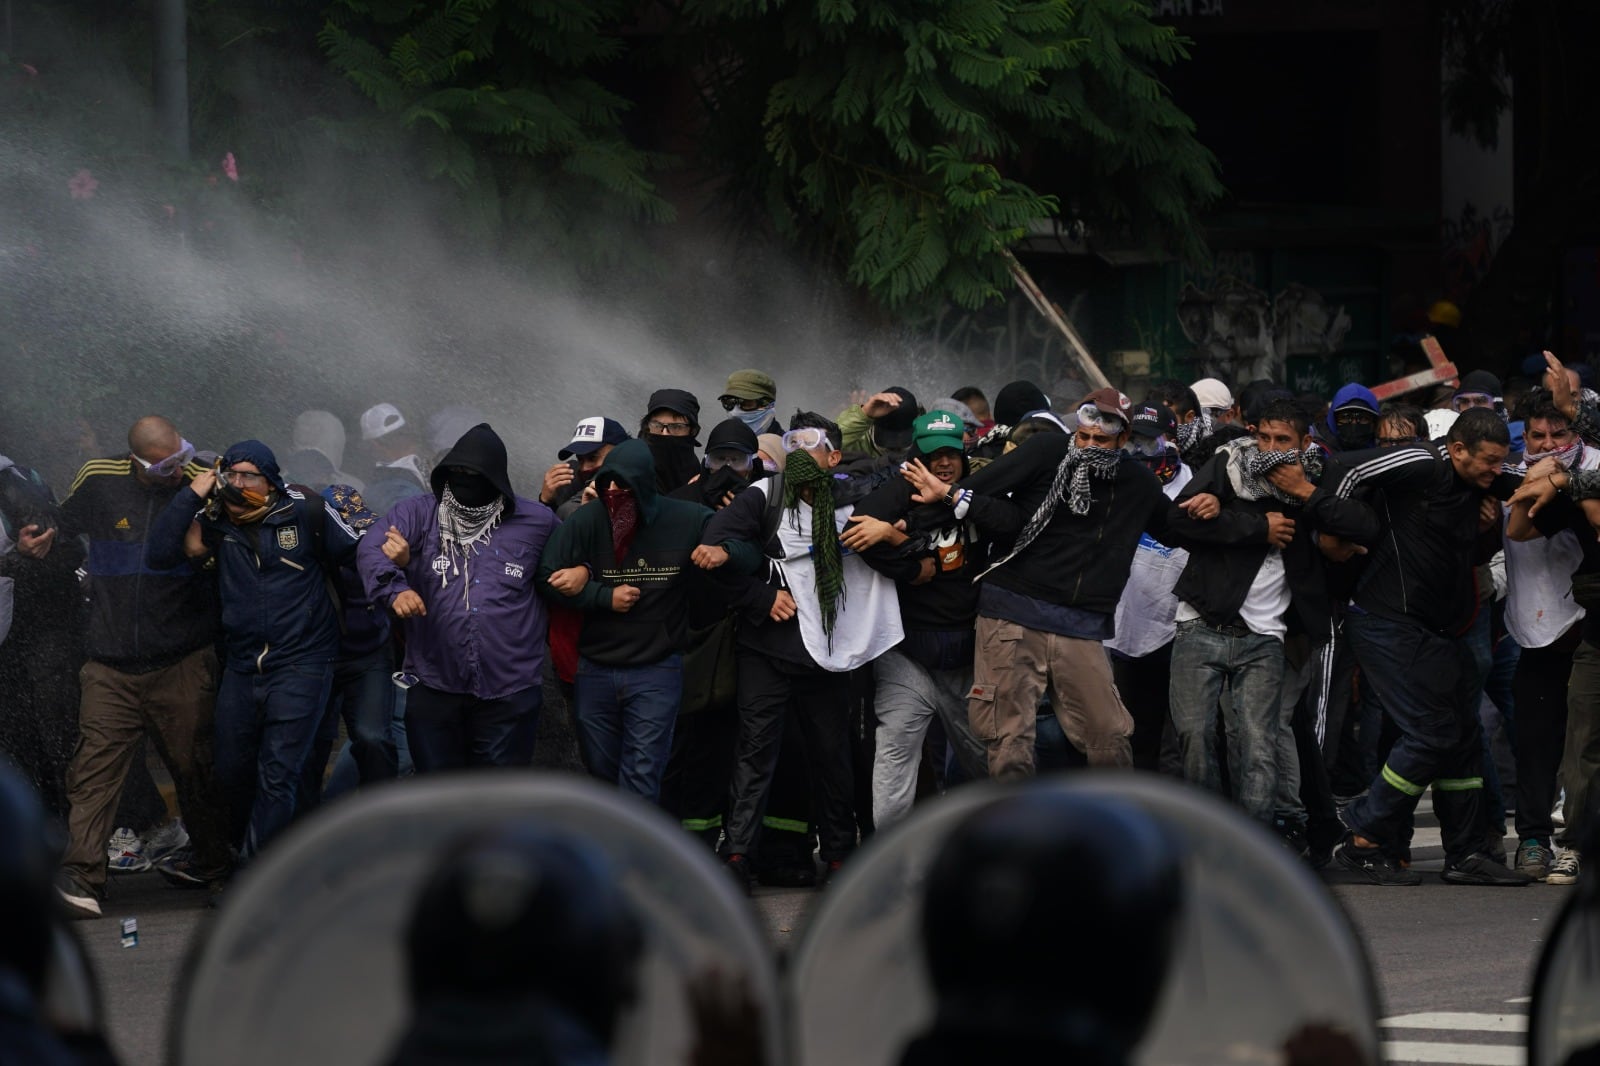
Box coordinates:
[968,614,1134,780]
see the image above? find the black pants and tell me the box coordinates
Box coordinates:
[1512,625,1583,844]
[661,705,738,845]
[1345,613,1486,865]
[1111,643,1172,773]
[723,653,855,862]
[404,684,541,772]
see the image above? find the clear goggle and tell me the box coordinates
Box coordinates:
[1129,435,1168,456]
[131,439,196,478]
[706,450,754,472]
[1451,392,1497,412]
[781,427,830,453]
[1076,405,1126,435]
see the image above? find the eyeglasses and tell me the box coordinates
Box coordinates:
[720,397,770,412]
[223,469,267,486]
[647,419,694,436]
[706,451,754,472]
[131,439,195,478]
[781,427,829,453]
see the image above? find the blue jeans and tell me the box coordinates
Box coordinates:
[404,683,541,772]
[1169,620,1285,824]
[300,646,399,808]
[327,687,413,799]
[573,655,682,803]
[215,661,334,859]
[1345,611,1486,865]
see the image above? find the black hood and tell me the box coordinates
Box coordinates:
[430,423,517,515]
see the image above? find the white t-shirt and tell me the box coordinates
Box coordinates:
[1501,447,1600,648]
[1175,548,1289,642]
[765,484,904,672]
[1108,464,1192,657]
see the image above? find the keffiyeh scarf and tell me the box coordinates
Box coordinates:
[978,445,1123,580]
[437,485,503,606]
[1222,438,1305,505]
[1175,409,1215,465]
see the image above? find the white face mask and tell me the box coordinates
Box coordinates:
[1528,436,1584,470]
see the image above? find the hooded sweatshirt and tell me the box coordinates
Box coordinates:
[536,439,713,665]
[1318,383,1379,453]
[358,425,555,698]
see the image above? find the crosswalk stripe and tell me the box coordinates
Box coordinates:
[1382,1013,1527,1033]
[1383,1040,1523,1065]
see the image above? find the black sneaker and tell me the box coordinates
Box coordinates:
[156,850,225,890]
[55,874,103,920]
[1334,835,1421,886]
[816,859,845,890]
[724,853,756,897]
[757,862,817,889]
[1441,853,1533,886]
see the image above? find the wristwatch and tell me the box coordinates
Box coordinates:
[944,485,960,506]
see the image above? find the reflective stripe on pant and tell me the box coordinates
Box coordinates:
[969,615,1133,782]
[1344,612,1486,865]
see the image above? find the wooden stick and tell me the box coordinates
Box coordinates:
[1004,250,1113,391]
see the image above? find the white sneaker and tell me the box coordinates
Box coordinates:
[106,827,151,874]
[142,819,189,864]
[1547,849,1581,886]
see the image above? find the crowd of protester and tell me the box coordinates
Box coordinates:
[4,350,1599,920]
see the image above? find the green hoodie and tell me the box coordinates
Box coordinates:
[537,438,713,665]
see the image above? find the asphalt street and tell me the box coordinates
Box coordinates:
[79,836,1570,1066]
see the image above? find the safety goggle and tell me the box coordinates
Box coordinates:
[1076,405,1126,434]
[131,439,196,478]
[781,427,829,453]
[706,451,754,472]
[1129,435,1168,456]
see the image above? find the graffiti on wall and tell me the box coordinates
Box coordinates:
[1441,200,1513,307]
[1177,278,1352,384]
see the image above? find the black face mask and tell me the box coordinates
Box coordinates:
[646,434,701,493]
[447,470,499,508]
[694,465,750,509]
[1334,423,1376,451]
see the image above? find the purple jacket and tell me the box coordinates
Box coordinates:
[357,493,555,699]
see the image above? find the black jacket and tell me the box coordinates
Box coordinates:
[946,434,1167,616]
[1330,444,1516,634]
[536,440,713,665]
[1163,451,1378,641]
[59,458,219,672]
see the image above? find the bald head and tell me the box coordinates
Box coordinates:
[128,416,180,461]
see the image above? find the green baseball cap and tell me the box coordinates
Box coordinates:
[912,410,965,454]
[720,369,777,403]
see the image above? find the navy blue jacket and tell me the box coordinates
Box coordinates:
[147,484,360,672]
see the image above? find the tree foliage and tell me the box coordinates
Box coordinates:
[318,0,675,263]
[676,0,1222,312]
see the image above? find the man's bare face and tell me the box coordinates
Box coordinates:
[927,449,963,484]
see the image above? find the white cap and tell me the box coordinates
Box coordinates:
[292,410,346,469]
[1424,408,1459,441]
[359,403,406,441]
[1191,378,1234,412]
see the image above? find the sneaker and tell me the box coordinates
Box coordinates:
[106,827,151,874]
[723,853,756,897]
[1547,850,1581,886]
[816,859,845,890]
[1441,853,1534,886]
[1516,839,1555,881]
[55,875,102,920]
[1334,834,1421,886]
[155,849,217,889]
[142,819,190,864]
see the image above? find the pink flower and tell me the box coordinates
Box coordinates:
[67,169,98,200]
[221,152,238,182]
[21,64,37,77]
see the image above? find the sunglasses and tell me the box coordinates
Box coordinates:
[720,397,771,412]
[131,439,196,478]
